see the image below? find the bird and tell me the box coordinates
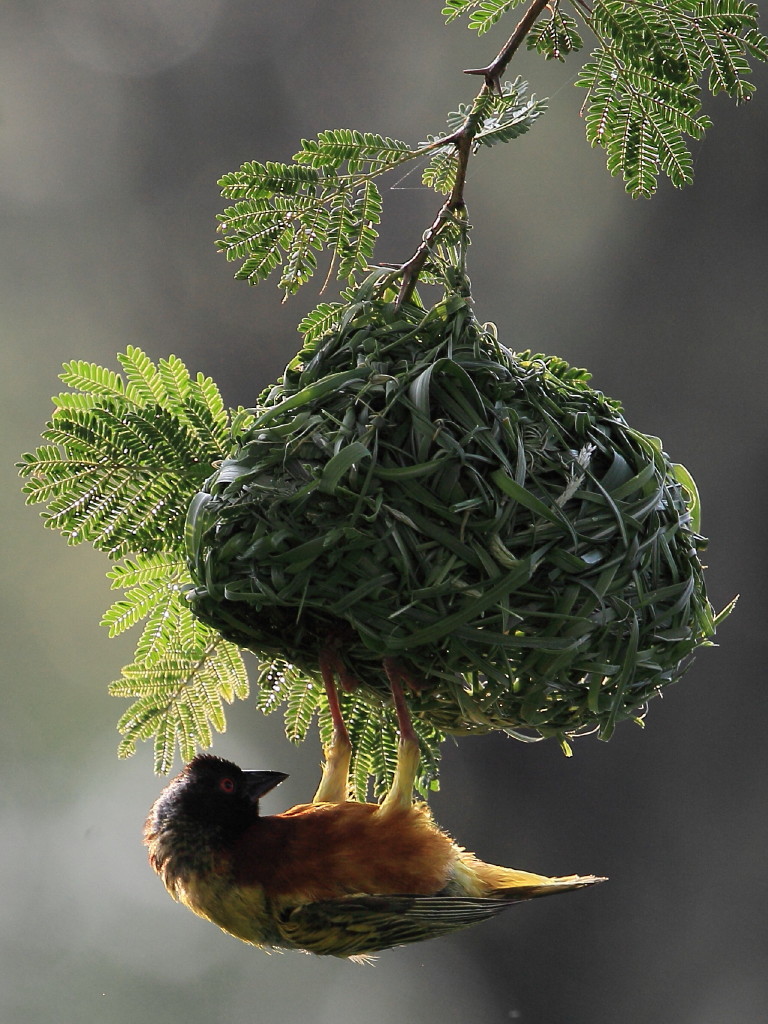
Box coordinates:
[144,655,605,958]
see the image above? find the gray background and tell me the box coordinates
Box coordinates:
[3,3,767,1022]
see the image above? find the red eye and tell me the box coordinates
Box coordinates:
[219,777,235,794]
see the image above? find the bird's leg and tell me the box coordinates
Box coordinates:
[313,647,353,804]
[377,657,421,815]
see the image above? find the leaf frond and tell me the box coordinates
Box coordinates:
[474,78,548,147]
[443,0,526,35]
[217,135,415,293]
[527,7,584,62]
[294,129,413,171]
[17,349,235,558]
[577,0,768,193]
[421,143,460,194]
[111,623,248,773]
[297,302,347,344]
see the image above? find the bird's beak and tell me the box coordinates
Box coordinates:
[241,770,288,803]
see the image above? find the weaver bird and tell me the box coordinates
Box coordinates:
[145,656,605,958]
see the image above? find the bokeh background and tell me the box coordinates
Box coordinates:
[3,3,767,1022]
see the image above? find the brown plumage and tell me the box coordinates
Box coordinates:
[144,658,605,958]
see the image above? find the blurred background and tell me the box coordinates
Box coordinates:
[3,2,767,1022]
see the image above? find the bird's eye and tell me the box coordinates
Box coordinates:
[219,777,236,794]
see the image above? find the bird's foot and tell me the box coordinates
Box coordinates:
[313,646,354,804]
[377,658,421,815]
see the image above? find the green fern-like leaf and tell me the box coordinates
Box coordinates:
[421,142,460,194]
[325,180,383,285]
[111,629,249,774]
[426,78,546,162]
[442,0,484,23]
[338,180,383,281]
[354,704,442,801]
[297,301,347,344]
[578,0,768,194]
[474,78,548,147]
[527,7,584,61]
[18,350,260,771]
[218,135,415,294]
[18,348,234,557]
[103,550,251,768]
[218,191,331,290]
[102,554,187,638]
[284,675,324,743]
[577,49,712,195]
[692,0,757,98]
[349,716,377,802]
[217,91,552,294]
[294,129,413,172]
[57,359,127,399]
[443,0,525,34]
[218,160,322,197]
[278,198,331,294]
[255,659,300,716]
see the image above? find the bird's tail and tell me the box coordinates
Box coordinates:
[453,855,607,901]
[491,872,607,901]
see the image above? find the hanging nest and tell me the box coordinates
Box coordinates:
[185,278,726,744]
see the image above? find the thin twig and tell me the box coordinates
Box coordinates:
[464,0,552,93]
[395,132,473,306]
[393,0,551,306]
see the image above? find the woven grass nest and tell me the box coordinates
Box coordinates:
[186,279,724,743]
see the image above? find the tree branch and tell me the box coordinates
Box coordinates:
[395,132,473,306]
[393,0,550,305]
[464,0,552,94]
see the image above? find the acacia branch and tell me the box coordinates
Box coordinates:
[395,132,473,306]
[464,0,552,93]
[394,0,551,305]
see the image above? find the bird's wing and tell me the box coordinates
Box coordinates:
[276,893,515,958]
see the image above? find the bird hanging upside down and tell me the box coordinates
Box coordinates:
[144,656,605,958]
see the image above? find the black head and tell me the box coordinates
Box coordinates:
[145,754,288,848]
